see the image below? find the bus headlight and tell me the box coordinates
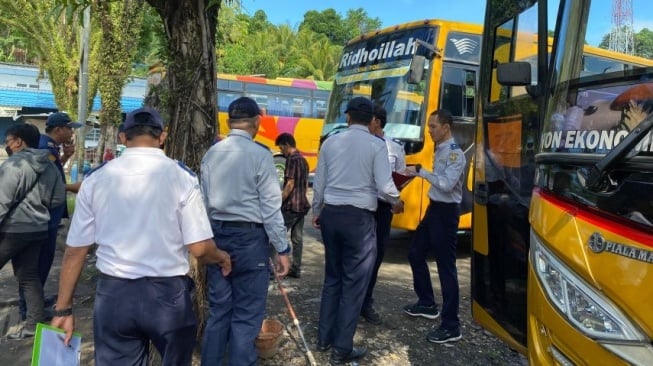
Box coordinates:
[530,231,646,342]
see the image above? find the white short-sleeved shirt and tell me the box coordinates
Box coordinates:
[66,148,213,279]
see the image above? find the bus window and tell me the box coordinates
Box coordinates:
[511,4,538,98]
[490,19,514,102]
[314,90,329,118]
[218,92,240,112]
[441,66,477,118]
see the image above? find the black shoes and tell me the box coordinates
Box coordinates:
[330,346,367,365]
[427,326,462,343]
[403,302,440,320]
[287,268,301,279]
[361,306,382,325]
[316,339,331,352]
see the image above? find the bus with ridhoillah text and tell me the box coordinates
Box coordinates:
[472,1,653,365]
[321,19,483,231]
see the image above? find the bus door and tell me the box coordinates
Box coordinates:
[472,0,544,352]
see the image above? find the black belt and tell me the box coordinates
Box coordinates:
[377,200,393,208]
[429,200,458,206]
[220,221,263,229]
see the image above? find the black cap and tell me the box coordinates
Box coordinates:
[345,97,374,116]
[228,97,261,119]
[46,112,83,128]
[123,107,164,130]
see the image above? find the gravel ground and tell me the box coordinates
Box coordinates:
[258,224,527,366]
[0,197,527,366]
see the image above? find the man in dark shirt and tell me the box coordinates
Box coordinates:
[18,112,82,320]
[275,133,310,278]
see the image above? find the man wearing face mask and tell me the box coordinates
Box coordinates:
[16,112,83,321]
[1,123,65,339]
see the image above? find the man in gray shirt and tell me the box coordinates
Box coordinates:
[312,96,403,365]
[403,109,466,344]
[200,96,290,366]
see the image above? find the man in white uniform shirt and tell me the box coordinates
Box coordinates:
[51,107,231,366]
[361,104,406,325]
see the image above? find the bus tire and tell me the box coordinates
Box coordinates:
[273,155,286,187]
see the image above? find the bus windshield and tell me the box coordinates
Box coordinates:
[322,26,437,142]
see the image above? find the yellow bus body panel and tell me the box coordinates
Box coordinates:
[527,192,653,365]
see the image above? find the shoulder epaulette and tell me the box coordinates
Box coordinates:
[255,141,271,151]
[84,162,107,178]
[450,143,461,150]
[391,138,404,146]
[176,160,196,177]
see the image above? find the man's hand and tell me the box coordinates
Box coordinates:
[404,166,418,177]
[312,216,321,229]
[51,314,75,346]
[391,200,405,214]
[66,182,82,193]
[275,254,290,277]
[61,143,75,165]
[217,248,232,276]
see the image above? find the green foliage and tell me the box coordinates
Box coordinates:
[635,28,653,59]
[215,6,383,80]
[132,6,166,75]
[0,0,90,118]
[343,8,381,40]
[597,28,653,59]
[248,10,273,34]
[299,8,350,45]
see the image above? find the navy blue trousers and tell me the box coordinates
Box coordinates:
[94,274,196,366]
[363,200,393,310]
[318,204,376,354]
[201,221,269,366]
[408,201,460,330]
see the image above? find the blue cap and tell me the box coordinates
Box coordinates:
[228,97,261,119]
[123,107,164,130]
[345,97,374,116]
[46,112,83,128]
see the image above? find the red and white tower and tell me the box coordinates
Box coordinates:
[609,0,635,55]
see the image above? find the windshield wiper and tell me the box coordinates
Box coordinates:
[578,113,653,192]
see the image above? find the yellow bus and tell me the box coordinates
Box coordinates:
[217,73,332,177]
[321,19,483,231]
[473,1,653,365]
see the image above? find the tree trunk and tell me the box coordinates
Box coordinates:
[146,0,220,351]
[148,0,218,172]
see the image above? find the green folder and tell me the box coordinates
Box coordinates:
[31,323,82,366]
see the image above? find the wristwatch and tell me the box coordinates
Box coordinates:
[53,307,73,317]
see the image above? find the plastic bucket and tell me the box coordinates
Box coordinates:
[255,318,284,359]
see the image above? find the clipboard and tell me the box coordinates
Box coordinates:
[31,323,82,366]
[392,172,415,191]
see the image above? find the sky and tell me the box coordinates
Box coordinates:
[240,0,652,47]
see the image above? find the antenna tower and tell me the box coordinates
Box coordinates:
[608,0,635,55]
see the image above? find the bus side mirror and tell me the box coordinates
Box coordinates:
[497,62,531,86]
[408,55,426,84]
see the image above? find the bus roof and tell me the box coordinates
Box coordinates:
[217,73,332,90]
[345,19,483,47]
